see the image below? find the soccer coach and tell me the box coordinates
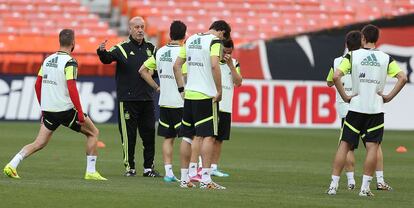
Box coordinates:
[97,16,160,177]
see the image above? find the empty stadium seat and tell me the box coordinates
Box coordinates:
[122,0,414,45]
[0,0,118,76]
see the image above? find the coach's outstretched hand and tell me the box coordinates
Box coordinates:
[98,40,108,51]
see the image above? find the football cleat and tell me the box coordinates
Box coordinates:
[326,186,337,195]
[124,169,136,177]
[359,189,374,197]
[377,182,393,191]
[348,183,356,190]
[211,169,229,177]
[143,169,162,177]
[180,180,196,188]
[190,174,201,182]
[3,164,20,179]
[163,176,179,182]
[200,181,226,190]
[85,172,107,181]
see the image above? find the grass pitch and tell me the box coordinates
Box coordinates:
[0,122,413,208]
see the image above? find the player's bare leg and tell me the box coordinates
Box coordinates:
[327,141,351,195]
[375,145,392,190]
[199,136,225,189]
[3,123,53,179]
[179,137,195,188]
[80,117,106,180]
[212,140,222,167]
[163,138,174,168]
[359,142,379,196]
[162,138,178,182]
[345,150,356,189]
[21,124,54,157]
[211,140,229,177]
[189,137,202,180]
[80,117,99,155]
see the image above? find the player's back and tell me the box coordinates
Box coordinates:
[40,52,75,112]
[156,44,183,107]
[348,48,390,114]
[185,33,220,97]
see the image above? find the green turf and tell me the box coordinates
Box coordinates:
[0,122,413,208]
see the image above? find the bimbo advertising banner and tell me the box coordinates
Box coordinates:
[231,80,414,130]
[0,76,413,130]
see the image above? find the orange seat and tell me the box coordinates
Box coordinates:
[2,53,30,74]
[75,54,102,76]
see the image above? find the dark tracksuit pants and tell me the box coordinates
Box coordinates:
[118,100,155,170]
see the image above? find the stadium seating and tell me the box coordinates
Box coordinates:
[124,0,414,45]
[0,0,118,75]
[1,0,414,76]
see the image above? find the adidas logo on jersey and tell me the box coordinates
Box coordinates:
[361,54,380,66]
[188,38,202,49]
[159,50,173,62]
[359,73,366,78]
[46,57,58,68]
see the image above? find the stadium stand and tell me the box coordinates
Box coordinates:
[122,0,414,45]
[0,0,119,75]
[1,0,414,76]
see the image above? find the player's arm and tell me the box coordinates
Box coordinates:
[65,59,85,123]
[334,53,353,102]
[210,39,222,102]
[380,58,407,103]
[326,67,334,87]
[182,62,188,84]
[229,59,242,87]
[139,55,159,92]
[35,67,43,105]
[96,40,120,64]
[173,46,186,95]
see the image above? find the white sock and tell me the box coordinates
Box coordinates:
[361,175,373,190]
[9,152,25,169]
[201,168,212,184]
[346,172,355,185]
[211,164,218,171]
[164,164,174,177]
[86,156,97,173]
[144,168,152,173]
[198,156,203,168]
[330,175,340,188]
[376,171,384,184]
[188,162,197,177]
[180,168,189,182]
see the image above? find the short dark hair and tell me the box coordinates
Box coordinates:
[209,20,231,40]
[170,20,187,40]
[222,39,234,49]
[59,29,75,47]
[361,24,379,43]
[345,30,361,51]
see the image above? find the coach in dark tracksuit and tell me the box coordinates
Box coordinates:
[96,17,160,177]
